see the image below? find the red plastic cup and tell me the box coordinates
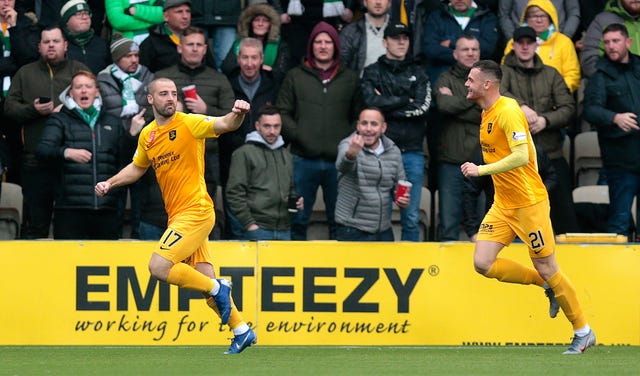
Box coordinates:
[395,180,412,201]
[182,85,197,100]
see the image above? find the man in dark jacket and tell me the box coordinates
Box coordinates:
[155,26,234,239]
[36,70,124,239]
[276,21,361,240]
[4,25,89,238]
[226,105,301,240]
[583,23,640,237]
[340,0,391,75]
[421,0,498,84]
[222,37,279,238]
[500,26,578,235]
[139,0,216,72]
[434,34,482,241]
[361,23,430,241]
[60,0,110,74]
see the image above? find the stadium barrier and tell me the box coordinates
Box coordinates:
[1,241,638,346]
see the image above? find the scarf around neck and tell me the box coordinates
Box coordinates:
[111,64,142,117]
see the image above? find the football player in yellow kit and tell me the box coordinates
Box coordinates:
[96,78,255,354]
[461,60,595,355]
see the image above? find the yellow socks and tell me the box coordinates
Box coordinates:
[547,270,587,330]
[166,262,215,293]
[206,296,245,330]
[485,258,545,286]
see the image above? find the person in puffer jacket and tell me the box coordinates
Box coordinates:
[335,107,408,241]
[36,70,124,239]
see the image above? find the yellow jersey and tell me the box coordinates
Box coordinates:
[480,96,548,209]
[133,112,219,219]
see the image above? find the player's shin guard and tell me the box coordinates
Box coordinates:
[547,270,587,330]
[485,258,545,286]
[166,262,215,293]
[206,296,245,329]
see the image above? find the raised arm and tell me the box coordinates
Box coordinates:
[213,100,250,135]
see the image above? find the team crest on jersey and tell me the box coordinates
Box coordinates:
[511,131,526,141]
[487,122,493,134]
[169,130,177,141]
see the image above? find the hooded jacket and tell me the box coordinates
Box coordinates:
[583,52,640,173]
[35,88,123,210]
[581,0,640,78]
[335,132,405,234]
[498,0,581,39]
[501,51,576,159]
[226,131,294,231]
[502,0,581,92]
[220,4,292,84]
[276,21,362,161]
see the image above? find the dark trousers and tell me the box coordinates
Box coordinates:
[53,208,121,240]
[549,158,579,234]
[20,157,55,239]
[335,224,395,242]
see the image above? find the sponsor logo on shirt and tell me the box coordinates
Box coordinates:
[511,131,526,141]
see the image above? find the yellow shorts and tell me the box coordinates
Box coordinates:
[155,210,215,267]
[476,199,555,258]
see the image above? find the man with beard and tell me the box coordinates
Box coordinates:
[95,78,256,354]
[581,0,640,77]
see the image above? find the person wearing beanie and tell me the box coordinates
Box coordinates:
[276,21,362,240]
[60,0,110,74]
[105,0,164,45]
[97,36,155,238]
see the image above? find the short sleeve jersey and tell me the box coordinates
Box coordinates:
[480,96,547,209]
[133,112,219,217]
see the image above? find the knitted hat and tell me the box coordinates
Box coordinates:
[60,0,91,25]
[111,37,139,62]
[163,0,191,11]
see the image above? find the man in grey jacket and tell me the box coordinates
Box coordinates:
[335,107,409,241]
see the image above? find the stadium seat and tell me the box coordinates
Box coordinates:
[0,182,22,239]
[573,131,602,187]
[572,185,637,228]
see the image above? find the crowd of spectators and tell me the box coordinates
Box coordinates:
[0,0,632,241]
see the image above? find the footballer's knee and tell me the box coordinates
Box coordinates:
[474,260,492,276]
[148,253,172,281]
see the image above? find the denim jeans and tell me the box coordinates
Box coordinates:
[438,162,467,240]
[204,26,236,70]
[335,225,394,241]
[243,227,291,241]
[400,151,424,241]
[291,156,338,240]
[605,167,640,236]
[139,221,166,241]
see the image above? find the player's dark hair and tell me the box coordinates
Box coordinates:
[472,60,502,82]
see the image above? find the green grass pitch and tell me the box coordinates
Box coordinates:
[3,345,639,375]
